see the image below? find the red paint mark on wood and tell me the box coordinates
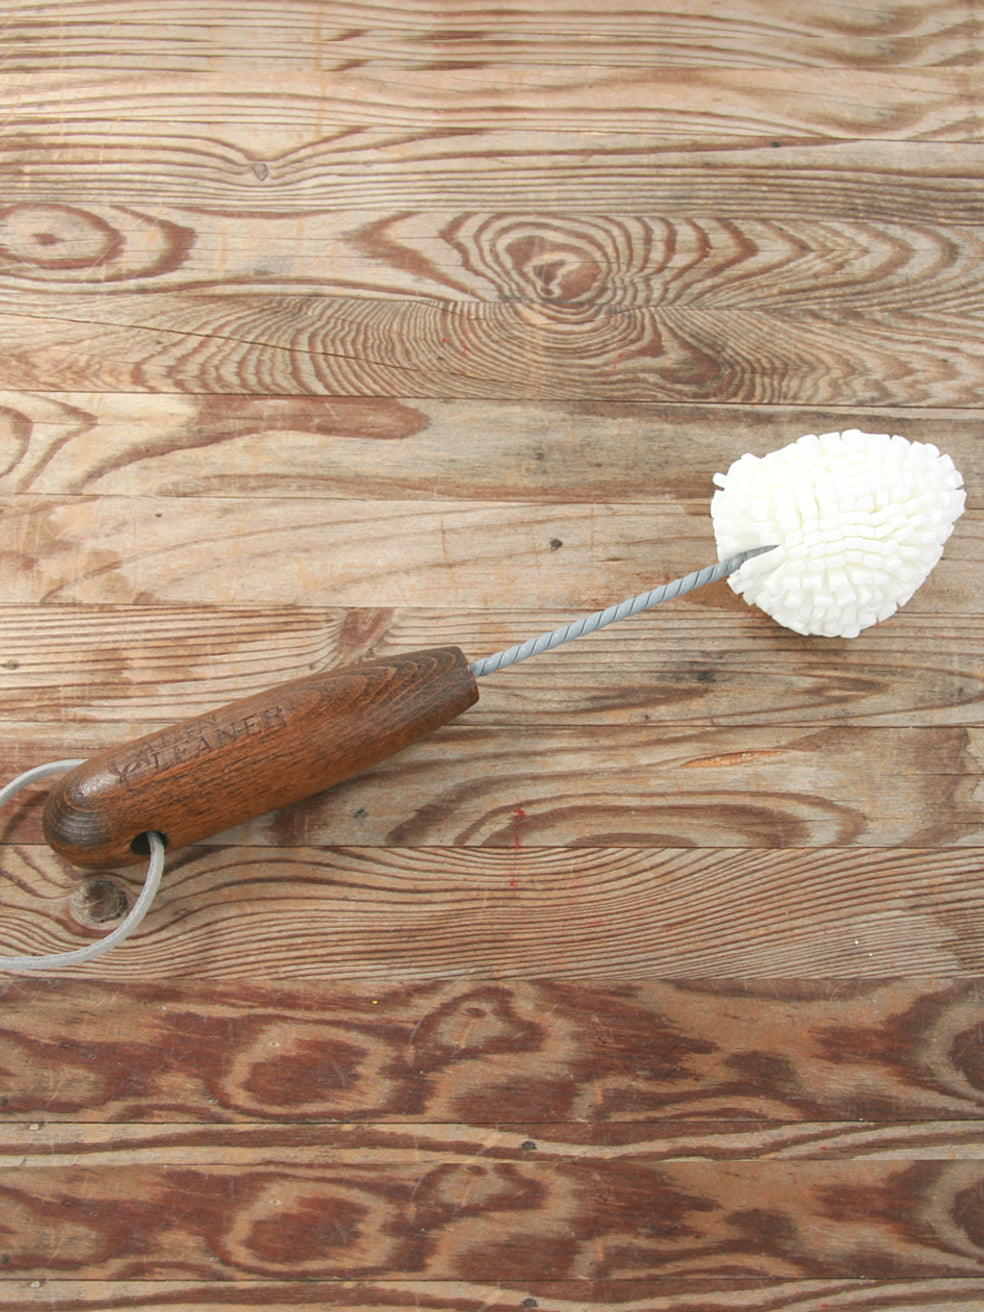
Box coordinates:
[512,807,526,849]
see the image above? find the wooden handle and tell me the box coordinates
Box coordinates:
[42,647,479,870]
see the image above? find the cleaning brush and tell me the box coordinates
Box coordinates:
[711,429,965,638]
[0,429,966,969]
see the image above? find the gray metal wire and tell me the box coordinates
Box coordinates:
[0,759,165,972]
[470,546,776,679]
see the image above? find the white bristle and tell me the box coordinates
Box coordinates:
[710,429,965,638]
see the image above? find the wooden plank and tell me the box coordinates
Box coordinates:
[1,1,977,71]
[0,843,981,975]
[0,977,981,1122]
[5,291,984,406]
[1,135,984,220]
[2,724,982,853]
[3,1119,984,1165]
[7,207,984,315]
[0,495,733,609]
[8,975,962,1123]
[3,708,984,849]
[2,1154,984,1279]
[0,495,975,613]
[1,69,982,140]
[1,983,980,1295]
[5,1281,984,1312]
[4,602,984,730]
[0,394,981,503]
[0,495,726,609]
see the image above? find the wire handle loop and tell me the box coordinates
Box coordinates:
[0,760,164,972]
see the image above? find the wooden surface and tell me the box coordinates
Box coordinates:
[0,3,982,1308]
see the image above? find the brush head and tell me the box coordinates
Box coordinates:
[710,429,965,638]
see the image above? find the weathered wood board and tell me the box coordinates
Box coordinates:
[0,4,982,1309]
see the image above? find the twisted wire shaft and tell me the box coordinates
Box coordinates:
[470,545,776,680]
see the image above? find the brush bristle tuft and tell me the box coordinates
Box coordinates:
[710,429,965,638]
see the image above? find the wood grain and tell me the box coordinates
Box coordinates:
[2,206,984,422]
[4,602,984,729]
[0,843,982,976]
[1,6,981,1307]
[5,291,984,406]
[1,1,978,71]
[2,134,984,220]
[4,1278,984,1312]
[4,68,984,139]
[0,394,982,503]
[0,978,981,1124]
[0,495,976,611]
[4,714,984,850]
[4,1119,984,1165]
[7,206,984,312]
[5,293,984,406]
[3,978,984,1291]
[3,1155,984,1280]
[0,495,732,609]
